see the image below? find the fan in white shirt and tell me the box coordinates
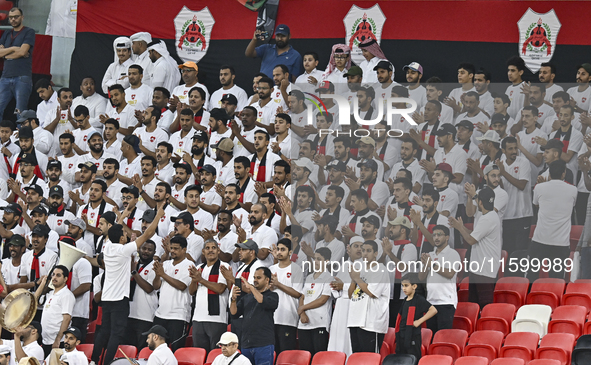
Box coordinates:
[210,66,249,111]
[101,84,137,137]
[125,65,154,112]
[357,39,392,84]
[147,41,181,95]
[154,143,175,186]
[130,32,153,86]
[405,62,427,110]
[134,107,169,155]
[35,79,58,126]
[43,88,76,158]
[295,53,324,95]
[101,37,133,93]
[252,77,280,134]
[71,77,109,132]
[418,78,454,125]
[505,57,527,119]
[444,63,476,116]
[18,113,53,156]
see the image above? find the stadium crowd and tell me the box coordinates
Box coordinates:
[0,6,589,365]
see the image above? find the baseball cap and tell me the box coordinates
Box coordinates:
[476,130,501,144]
[7,234,26,247]
[47,159,62,170]
[456,120,475,132]
[403,62,424,75]
[78,161,98,173]
[123,135,141,154]
[1,203,23,216]
[220,94,238,106]
[178,61,198,72]
[315,80,335,93]
[142,325,168,339]
[349,236,364,245]
[325,160,346,172]
[275,24,290,36]
[19,153,37,165]
[435,163,454,175]
[173,161,192,174]
[483,164,500,176]
[65,218,86,231]
[121,185,140,198]
[434,124,457,137]
[16,110,36,124]
[235,239,259,255]
[360,215,380,227]
[101,211,117,225]
[343,66,363,78]
[29,321,42,340]
[357,159,378,171]
[541,139,564,152]
[140,209,157,223]
[31,224,51,238]
[31,205,48,216]
[87,130,102,141]
[49,185,64,198]
[25,184,44,197]
[355,136,376,147]
[18,126,33,139]
[491,113,509,125]
[63,327,82,340]
[212,138,234,153]
[0,345,10,355]
[192,130,209,143]
[201,164,217,175]
[478,187,495,210]
[294,157,314,172]
[388,216,412,229]
[373,60,393,72]
[578,63,591,75]
[217,332,239,346]
[171,211,195,229]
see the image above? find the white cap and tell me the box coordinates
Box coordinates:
[476,130,501,144]
[130,32,152,44]
[0,345,10,355]
[349,236,364,245]
[294,157,314,172]
[217,332,239,346]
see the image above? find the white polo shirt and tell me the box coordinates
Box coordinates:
[516,127,546,182]
[41,287,75,345]
[347,262,390,334]
[102,241,138,301]
[134,126,169,153]
[532,179,578,247]
[169,129,195,158]
[125,84,153,111]
[130,260,159,323]
[506,82,526,120]
[192,260,230,324]
[270,262,304,327]
[154,258,193,322]
[147,343,178,365]
[500,155,533,220]
[119,155,142,179]
[470,210,502,278]
[70,258,92,319]
[427,245,461,307]
[200,187,222,209]
[155,162,175,186]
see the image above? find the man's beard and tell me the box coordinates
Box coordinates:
[249,216,262,226]
[192,146,204,156]
[103,172,115,180]
[90,143,103,154]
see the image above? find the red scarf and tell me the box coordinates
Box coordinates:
[250,151,268,182]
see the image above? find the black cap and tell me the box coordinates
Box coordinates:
[541,139,564,151]
[7,234,26,247]
[235,239,259,255]
[201,164,217,175]
[29,321,42,337]
[78,161,98,173]
[59,235,76,247]
[456,120,474,132]
[49,185,64,198]
[1,203,23,216]
[19,153,37,165]
[121,185,140,198]
[171,211,195,230]
[478,187,495,210]
[25,184,44,197]
[18,126,33,139]
[373,60,393,72]
[123,135,141,154]
[491,113,509,125]
[360,215,380,227]
[47,160,62,170]
[101,211,117,225]
[141,209,157,223]
[31,224,51,238]
[434,123,457,137]
[221,94,238,106]
[326,160,346,172]
[63,326,82,340]
[192,130,209,143]
[357,159,378,171]
[142,325,168,339]
[31,205,48,216]
[173,162,192,174]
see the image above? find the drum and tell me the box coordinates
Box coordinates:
[0,289,37,332]
[108,358,148,365]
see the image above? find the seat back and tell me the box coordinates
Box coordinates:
[548,305,587,337]
[512,304,552,337]
[421,328,432,357]
[346,352,380,365]
[494,277,529,308]
[276,350,311,365]
[417,355,453,365]
[138,347,153,360]
[174,348,207,365]
[205,349,222,364]
[381,353,416,365]
[464,330,504,362]
[458,276,470,302]
[455,356,488,365]
[383,327,396,354]
[476,303,516,335]
[526,278,566,310]
[454,302,480,335]
[311,351,346,365]
[490,358,525,365]
[428,329,468,361]
[114,345,137,359]
[76,344,93,362]
[535,333,576,365]
[563,282,591,312]
[527,361,561,365]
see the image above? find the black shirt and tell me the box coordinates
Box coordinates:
[235,289,279,349]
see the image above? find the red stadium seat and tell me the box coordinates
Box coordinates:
[205,349,221,364]
[563,282,591,313]
[527,361,561,365]
[428,329,468,362]
[346,352,380,365]
[138,347,153,360]
[499,331,540,363]
[384,327,396,355]
[494,277,529,309]
[575,279,591,284]
[85,320,97,344]
[548,305,587,337]
[490,359,525,365]
[458,277,470,303]
[114,345,138,360]
[276,350,311,365]
[534,333,576,365]
[498,250,508,279]
[463,330,504,363]
[454,356,488,365]
[174,347,207,365]
[585,321,591,335]
[417,354,453,365]
[571,225,583,251]
[512,304,552,338]
[476,303,516,336]
[421,328,432,357]
[76,344,93,362]
[311,351,346,365]
[453,302,480,335]
[380,342,390,362]
[0,1,13,22]
[526,279,566,310]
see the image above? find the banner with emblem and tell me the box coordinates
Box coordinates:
[174,6,215,63]
[518,8,561,73]
[343,4,386,66]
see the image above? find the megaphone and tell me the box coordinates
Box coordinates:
[47,241,87,290]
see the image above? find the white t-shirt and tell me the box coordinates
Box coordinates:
[544,83,564,103]
[245,224,278,267]
[567,85,591,111]
[389,159,427,193]
[134,126,169,153]
[4,339,44,365]
[506,82,526,120]
[427,245,461,307]
[347,262,390,334]
[71,258,92,319]
[192,260,230,324]
[532,179,578,247]
[408,85,428,110]
[59,349,89,365]
[210,85,249,111]
[58,154,80,186]
[119,155,142,179]
[154,258,194,322]
[147,343,178,365]
[549,126,584,178]
[41,288,75,345]
[200,187,222,210]
[517,128,546,182]
[19,249,58,281]
[102,241,138,301]
[130,260,159,322]
[316,238,346,264]
[270,262,304,327]
[173,83,210,111]
[434,143,468,201]
[186,232,205,263]
[500,155,533,220]
[455,111,489,144]
[211,353,250,365]
[470,210,502,278]
[254,99,280,127]
[1,258,21,285]
[125,84,153,111]
[298,271,333,330]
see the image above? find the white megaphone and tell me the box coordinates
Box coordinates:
[48,241,87,290]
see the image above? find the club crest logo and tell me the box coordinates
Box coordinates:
[518,8,561,73]
[174,6,215,63]
[344,4,386,65]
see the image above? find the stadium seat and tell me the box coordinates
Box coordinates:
[571,225,583,251]
[276,350,311,365]
[421,328,432,357]
[562,282,591,313]
[454,356,488,365]
[534,333,576,365]
[384,327,396,355]
[512,305,552,338]
[458,277,470,303]
[380,342,390,362]
[494,277,529,309]
[572,334,591,365]
[381,353,416,365]
[527,361,561,365]
[205,349,222,364]
[76,344,93,362]
[85,320,97,344]
[499,331,540,363]
[427,329,468,361]
[476,303,516,336]
[114,345,138,360]
[0,0,13,22]
[498,250,508,279]
[463,330,504,363]
[138,347,153,360]
[547,305,587,337]
[174,347,207,365]
[490,358,525,365]
[417,354,453,365]
[453,302,480,335]
[311,351,346,365]
[575,279,591,284]
[346,352,380,365]
[526,279,566,310]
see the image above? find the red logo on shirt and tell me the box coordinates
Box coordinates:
[84,136,88,142]
[184,91,188,95]
[510,91,513,96]
[131,95,136,100]
[538,112,543,118]
[69,164,73,169]
[57,219,62,225]
[311,283,315,289]
[258,112,263,117]
[95,163,100,167]
[150,136,156,143]
[161,216,166,222]
[514,166,519,173]
[175,269,179,274]
[179,141,184,147]
[531,137,535,144]
[201,197,206,202]
[41,262,45,267]
[91,213,95,218]
[287,273,291,278]
[584,97,588,103]
[441,195,446,202]
[194,220,199,226]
